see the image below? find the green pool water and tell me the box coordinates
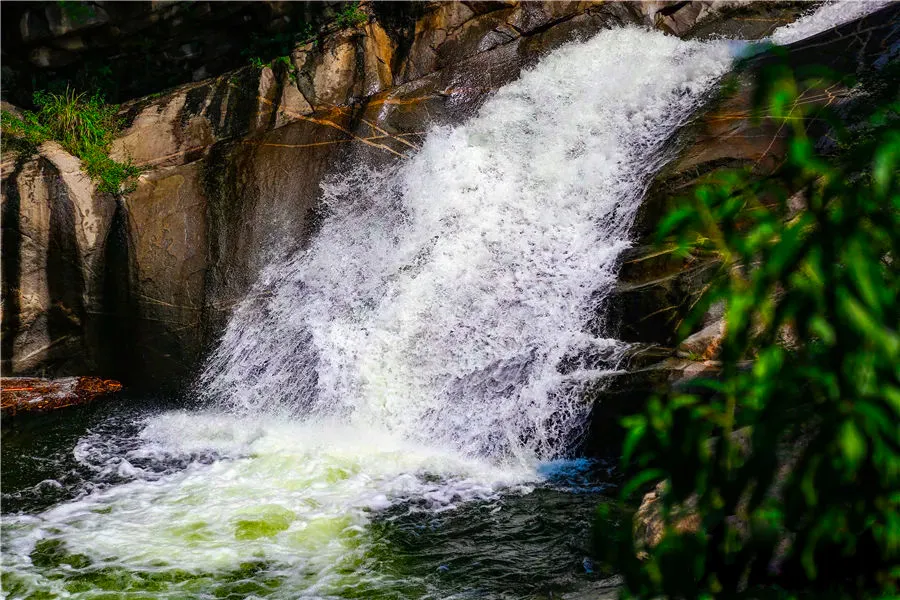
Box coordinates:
[1,398,619,599]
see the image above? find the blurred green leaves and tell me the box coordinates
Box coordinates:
[595,56,899,599]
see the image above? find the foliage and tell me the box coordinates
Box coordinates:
[594,61,900,598]
[247,54,300,86]
[335,1,368,29]
[274,55,300,85]
[2,88,140,194]
[56,0,98,25]
[242,19,315,72]
[241,2,366,85]
[248,56,269,70]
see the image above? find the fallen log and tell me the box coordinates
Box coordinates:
[1,377,122,417]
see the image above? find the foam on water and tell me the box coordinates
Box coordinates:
[3,412,533,597]
[3,4,884,597]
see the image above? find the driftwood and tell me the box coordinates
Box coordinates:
[1,377,122,417]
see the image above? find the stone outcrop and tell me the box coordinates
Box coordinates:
[2,1,871,387]
[619,2,900,343]
[1,376,122,416]
[607,3,900,349]
[633,480,702,556]
[677,317,726,360]
[1,142,119,376]
[631,426,802,571]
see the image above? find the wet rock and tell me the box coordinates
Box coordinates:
[633,1,808,39]
[623,4,900,351]
[582,350,729,455]
[122,163,208,377]
[1,376,122,416]
[606,247,721,347]
[603,356,726,396]
[111,66,278,169]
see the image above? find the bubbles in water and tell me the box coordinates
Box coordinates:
[1,411,535,598]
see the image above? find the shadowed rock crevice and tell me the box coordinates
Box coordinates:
[1,160,24,374]
[44,159,87,372]
[369,2,428,83]
[0,1,342,106]
[98,198,139,381]
[201,140,260,347]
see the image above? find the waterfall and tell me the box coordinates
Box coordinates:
[198,0,888,462]
[199,27,734,461]
[4,5,885,598]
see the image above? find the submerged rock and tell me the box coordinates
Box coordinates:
[1,376,122,416]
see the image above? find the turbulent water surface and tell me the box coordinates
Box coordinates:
[2,401,616,598]
[1,4,877,598]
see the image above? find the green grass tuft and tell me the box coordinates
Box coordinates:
[1,87,141,194]
[335,1,367,28]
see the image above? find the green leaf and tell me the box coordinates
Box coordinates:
[621,469,665,502]
[839,420,867,469]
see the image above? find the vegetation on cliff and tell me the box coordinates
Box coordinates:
[2,88,140,194]
[595,58,899,598]
[244,1,367,78]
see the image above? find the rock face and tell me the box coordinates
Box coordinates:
[607,3,900,348]
[1,1,870,388]
[1,143,119,376]
[1,376,122,416]
[614,3,900,350]
[633,480,702,556]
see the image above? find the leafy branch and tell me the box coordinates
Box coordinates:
[594,60,899,599]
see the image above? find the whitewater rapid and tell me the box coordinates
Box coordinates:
[2,3,884,598]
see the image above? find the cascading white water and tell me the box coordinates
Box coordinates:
[4,5,883,598]
[199,1,891,463]
[768,0,890,45]
[199,28,735,462]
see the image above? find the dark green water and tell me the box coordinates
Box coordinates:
[1,398,620,599]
